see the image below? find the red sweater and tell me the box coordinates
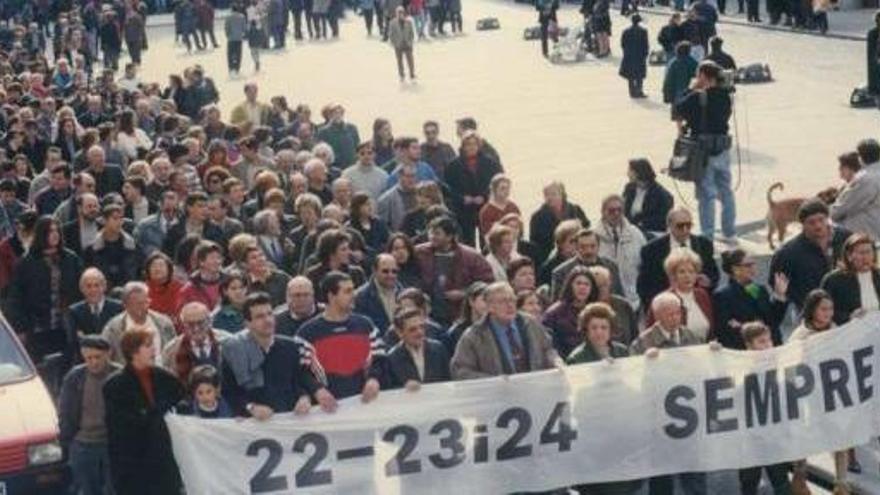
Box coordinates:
[147,279,183,318]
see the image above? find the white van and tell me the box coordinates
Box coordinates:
[0,314,66,494]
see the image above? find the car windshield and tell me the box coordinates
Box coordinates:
[0,317,34,385]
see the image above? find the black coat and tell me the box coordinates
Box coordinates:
[444,153,503,224]
[386,339,451,388]
[713,280,785,349]
[657,23,684,53]
[622,180,674,234]
[635,233,719,309]
[820,268,880,326]
[868,27,880,94]
[162,220,226,258]
[83,234,142,289]
[103,366,185,495]
[65,298,124,353]
[768,228,851,310]
[619,24,649,80]
[528,202,590,267]
[6,249,83,335]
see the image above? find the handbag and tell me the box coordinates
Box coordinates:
[668,92,709,183]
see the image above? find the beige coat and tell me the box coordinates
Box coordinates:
[101,310,177,365]
[451,313,560,380]
[629,323,702,355]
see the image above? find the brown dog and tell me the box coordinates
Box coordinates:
[766,182,839,249]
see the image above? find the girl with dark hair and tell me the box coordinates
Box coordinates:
[517,289,546,320]
[371,118,394,166]
[445,281,488,351]
[55,116,80,163]
[117,108,153,160]
[347,192,390,256]
[788,288,859,481]
[7,216,83,361]
[172,234,203,283]
[198,140,231,178]
[386,232,421,288]
[821,233,880,326]
[212,271,248,333]
[541,266,599,359]
[144,252,183,318]
[713,247,788,349]
[622,158,674,234]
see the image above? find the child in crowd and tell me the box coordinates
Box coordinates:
[186,365,233,418]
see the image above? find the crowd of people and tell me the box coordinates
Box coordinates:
[0,1,878,495]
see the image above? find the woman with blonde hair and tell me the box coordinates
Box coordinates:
[484,224,522,282]
[648,247,713,342]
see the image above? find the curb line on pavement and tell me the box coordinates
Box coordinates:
[637,6,866,41]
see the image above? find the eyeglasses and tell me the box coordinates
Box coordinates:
[182,318,211,331]
[380,268,400,274]
[673,222,693,229]
[737,260,756,268]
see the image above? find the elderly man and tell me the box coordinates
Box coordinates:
[451,282,560,379]
[387,307,451,388]
[274,276,324,337]
[830,139,880,240]
[595,194,646,309]
[101,281,177,365]
[161,302,232,380]
[415,216,494,325]
[630,291,705,495]
[355,254,403,332]
[67,268,124,355]
[550,228,624,301]
[85,146,124,198]
[222,292,336,419]
[229,83,270,134]
[636,208,719,310]
[58,336,120,495]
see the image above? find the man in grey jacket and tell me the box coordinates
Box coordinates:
[387,6,416,82]
[451,282,560,379]
[225,6,248,74]
[830,139,880,240]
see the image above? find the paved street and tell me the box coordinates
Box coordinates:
[138,0,877,234]
[135,8,869,492]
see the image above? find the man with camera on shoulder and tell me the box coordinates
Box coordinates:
[674,60,736,244]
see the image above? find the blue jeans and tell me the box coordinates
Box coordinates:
[69,440,113,495]
[695,148,736,238]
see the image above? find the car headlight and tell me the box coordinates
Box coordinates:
[28,440,63,466]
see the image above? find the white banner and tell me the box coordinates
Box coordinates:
[167,314,880,495]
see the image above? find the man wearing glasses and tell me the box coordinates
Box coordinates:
[636,208,719,311]
[355,254,403,333]
[161,302,231,380]
[342,142,389,202]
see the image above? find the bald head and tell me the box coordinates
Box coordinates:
[287,276,316,316]
[80,267,107,303]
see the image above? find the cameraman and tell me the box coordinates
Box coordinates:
[673,60,736,243]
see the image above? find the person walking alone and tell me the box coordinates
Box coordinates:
[388,6,416,82]
[247,18,266,72]
[620,14,649,98]
[225,6,248,74]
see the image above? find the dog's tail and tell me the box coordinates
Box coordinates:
[766,182,784,207]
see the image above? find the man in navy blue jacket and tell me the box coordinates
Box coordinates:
[354,254,403,333]
[386,308,451,388]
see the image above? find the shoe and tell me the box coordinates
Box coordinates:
[847,459,862,474]
[717,235,738,245]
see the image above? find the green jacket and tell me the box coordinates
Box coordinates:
[663,55,698,104]
[316,122,360,168]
